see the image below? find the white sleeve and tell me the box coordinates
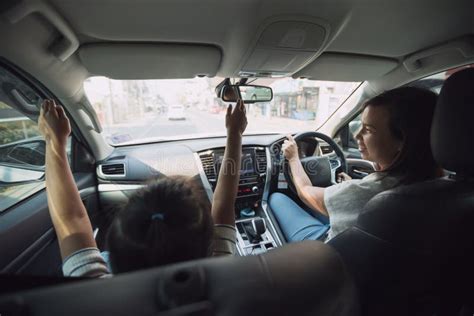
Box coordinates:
[323,175,391,239]
[62,247,111,278]
[212,224,237,256]
[324,175,387,215]
[324,180,363,214]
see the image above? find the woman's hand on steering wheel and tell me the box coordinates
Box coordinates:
[282,131,348,195]
[282,135,298,161]
[336,172,352,183]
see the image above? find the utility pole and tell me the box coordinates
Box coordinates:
[107,79,114,125]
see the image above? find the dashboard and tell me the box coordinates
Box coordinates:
[95,133,330,255]
[97,134,284,184]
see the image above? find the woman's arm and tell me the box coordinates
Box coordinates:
[211,100,247,226]
[39,100,97,260]
[283,135,328,216]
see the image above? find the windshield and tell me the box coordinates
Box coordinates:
[84,77,360,145]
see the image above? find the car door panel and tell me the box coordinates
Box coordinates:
[0,173,98,276]
[0,60,100,277]
[346,158,375,179]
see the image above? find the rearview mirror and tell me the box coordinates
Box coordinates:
[220,85,273,103]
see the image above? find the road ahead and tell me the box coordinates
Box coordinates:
[103,108,318,143]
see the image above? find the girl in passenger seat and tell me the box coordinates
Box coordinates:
[39,98,247,277]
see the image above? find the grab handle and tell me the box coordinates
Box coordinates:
[4,0,79,61]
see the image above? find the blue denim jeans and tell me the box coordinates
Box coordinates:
[269,192,330,242]
[100,251,113,272]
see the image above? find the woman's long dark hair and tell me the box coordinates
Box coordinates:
[106,175,214,273]
[363,86,442,185]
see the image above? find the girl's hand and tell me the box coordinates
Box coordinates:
[226,99,247,136]
[38,99,71,150]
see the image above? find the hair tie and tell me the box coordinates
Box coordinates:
[151,213,165,221]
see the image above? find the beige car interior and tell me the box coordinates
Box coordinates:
[0,1,473,314]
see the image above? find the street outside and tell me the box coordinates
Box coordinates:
[103,107,319,144]
[84,77,360,145]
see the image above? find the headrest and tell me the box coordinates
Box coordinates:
[431,67,474,176]
[0,242,359,315]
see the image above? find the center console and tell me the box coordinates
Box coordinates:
[198,146,282,255]
[235,217,277,255]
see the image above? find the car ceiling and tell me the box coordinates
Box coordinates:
[0,0,472,95]
[50,0,471,58]
[53,0,473,82]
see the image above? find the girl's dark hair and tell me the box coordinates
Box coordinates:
[106,175,214,273]
[363,86,442,185]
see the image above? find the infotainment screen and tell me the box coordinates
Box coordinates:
[215,150,256,177]
[240,152,255,176]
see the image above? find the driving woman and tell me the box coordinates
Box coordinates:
[269,87,442,242]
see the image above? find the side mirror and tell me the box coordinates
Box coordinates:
[0,138,45,183]
[220,85,273,103]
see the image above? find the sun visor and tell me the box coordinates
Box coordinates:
[78,44,221,79]
[293,53,398,81]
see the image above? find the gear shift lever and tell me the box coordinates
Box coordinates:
[243,218,266,244]
[252,218,266,237]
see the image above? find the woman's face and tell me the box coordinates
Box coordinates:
[355,105,403,170]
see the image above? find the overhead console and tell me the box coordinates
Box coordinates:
[198,146,283,255]
[237,17,330,78]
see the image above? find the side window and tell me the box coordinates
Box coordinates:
[0,66,46,212]
[406,64,473,93]
[334,113,362,159]
[347,114,361,149]
[334,63,474,162]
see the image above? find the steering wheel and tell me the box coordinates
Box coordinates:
[282,131,347,195]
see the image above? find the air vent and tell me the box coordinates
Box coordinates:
[255,149,267,173]
[106,155,126,161]
[199,153,216,180]
[320,143,334,155]
[101,163,125,176]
